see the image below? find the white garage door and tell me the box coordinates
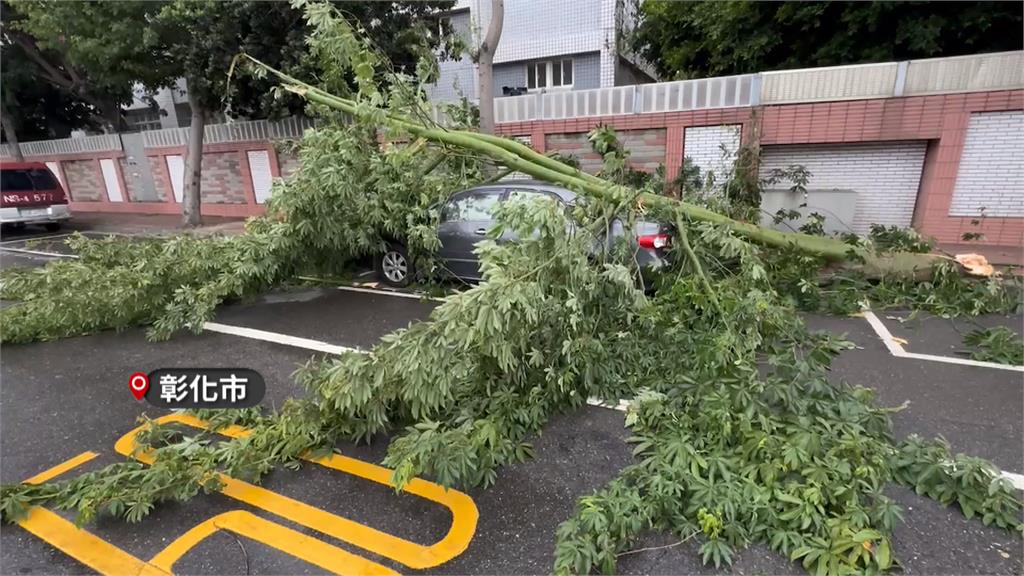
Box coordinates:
[758,141,927,234]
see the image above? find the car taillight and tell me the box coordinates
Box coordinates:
[638,234,670,249]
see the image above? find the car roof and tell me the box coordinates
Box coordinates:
[472,179,578,201]
[0,161,50,171]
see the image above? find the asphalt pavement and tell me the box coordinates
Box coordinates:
[1,278,1022,574]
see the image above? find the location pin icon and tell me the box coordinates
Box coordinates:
[129,372,149,401]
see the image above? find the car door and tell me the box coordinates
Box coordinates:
[436,187,504,280]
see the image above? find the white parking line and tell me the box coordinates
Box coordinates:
[335,284,446,302]
[859,310,1024,373]
[1002,471,1024,491]
[586,398,629,412]
[0,232,75,245]
[0,246,78,259]
[204,319,1022,488]
[202,321,364,355]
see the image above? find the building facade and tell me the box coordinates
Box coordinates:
[426,0,656,103]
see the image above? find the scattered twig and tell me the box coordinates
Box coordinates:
[616,530,699,558]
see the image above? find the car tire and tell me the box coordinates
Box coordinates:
[376,243,414,288]
[43,222,62,232]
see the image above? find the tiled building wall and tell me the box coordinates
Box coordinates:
[494,52,602,94]
[948,111,1024,218]
[491,0,603,64]
[428,9,477,101]
[429,0,620,100]
[758,142,927,233]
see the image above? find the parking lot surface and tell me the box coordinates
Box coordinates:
[1,265,1022,574]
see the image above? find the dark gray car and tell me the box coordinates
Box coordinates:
[375,180,670,287]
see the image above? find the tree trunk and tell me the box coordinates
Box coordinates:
[95,98,126,133]
[0,101,25,162]
[476,0,504,136]
[181,84,205,228]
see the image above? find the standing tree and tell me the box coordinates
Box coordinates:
[4,0,174,131]
[10,0,453,226]
[474,0,504,135]
[631,1,1024,79]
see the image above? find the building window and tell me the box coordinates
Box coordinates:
[526,59,573,90]
[125,109,162,132]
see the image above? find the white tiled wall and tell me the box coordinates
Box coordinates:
[684,125,742,184]
[489,0,604,64]
[758,142,927,233]
[428,9,477,101]
[949,111,1024,218]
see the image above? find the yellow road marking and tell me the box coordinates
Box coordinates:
[23,451,99,484]
[114,413,478,570]
[19,507,162,576]
[146,511,398,576]
[17,453,162,576]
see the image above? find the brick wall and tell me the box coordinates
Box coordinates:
[758,142,927,233]
[199,152,245,204]
[545,133,603,173]
[63,160,104,202]
[684,125,741,183]
[277,148,301,180]
[948,111,1024,218]
[148,157,171,202]
[545,128,665,174]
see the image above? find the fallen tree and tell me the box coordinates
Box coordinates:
[1,4,1020,575]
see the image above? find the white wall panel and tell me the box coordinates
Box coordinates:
[99,158,123,202]
[949,111,1024,217]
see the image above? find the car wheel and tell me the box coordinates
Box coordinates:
[376,244,413,287]
[43,222,62,232]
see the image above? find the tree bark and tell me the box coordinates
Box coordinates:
[181,83,205,228]
[0,101,25,162]
[476,0,503,136]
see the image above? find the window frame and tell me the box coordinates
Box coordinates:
[440,188,505,223]
[525,58,573,91]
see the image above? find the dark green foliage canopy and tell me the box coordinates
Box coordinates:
[631,1,1024,79]
[4,0,454,132]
